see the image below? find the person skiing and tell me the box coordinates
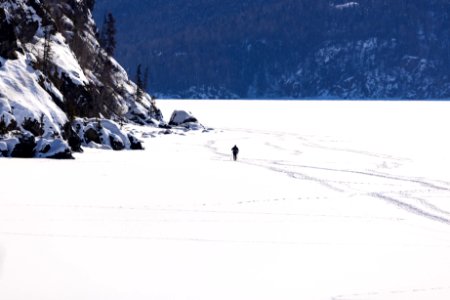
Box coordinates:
[231,145,239,161]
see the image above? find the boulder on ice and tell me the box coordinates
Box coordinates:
[169,110,198,126]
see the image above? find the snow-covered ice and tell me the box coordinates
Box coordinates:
[1,100,450,300]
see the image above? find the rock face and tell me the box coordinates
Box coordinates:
[0,0,163,158]
[94,0,450,99]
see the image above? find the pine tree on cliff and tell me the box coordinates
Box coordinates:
[42,25,52,76]
[85,0,95,11]
[100,12,116,57]
[40,2,53,76]
[135,64,143,102]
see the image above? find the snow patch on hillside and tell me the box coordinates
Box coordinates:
[47,33,88,86]
[0,52,67,133]
[334,2,359,10]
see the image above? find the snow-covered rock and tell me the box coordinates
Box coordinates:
[35,138,73,159]
[169,110,198,126]
[72,118,144,151]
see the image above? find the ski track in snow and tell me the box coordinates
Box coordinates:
[331,285,450,300]
[207,126,450,227]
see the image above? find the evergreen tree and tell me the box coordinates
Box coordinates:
[42,25,52,76]
[40,3,53,76]
[104,13,116,56]
[85,0,95,11]
[135,64,143,102]
[99,12,116,56]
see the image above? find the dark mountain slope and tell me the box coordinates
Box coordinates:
[94,0,450,99]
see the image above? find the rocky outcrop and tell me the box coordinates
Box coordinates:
[0,131,73,159]
[73,118,144,151]
[0,0,163,158]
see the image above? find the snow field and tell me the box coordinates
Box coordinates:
[1,100,450,300]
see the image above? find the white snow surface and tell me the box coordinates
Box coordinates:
[1,100,450,300]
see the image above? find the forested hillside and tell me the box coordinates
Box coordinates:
[94,0,450,99]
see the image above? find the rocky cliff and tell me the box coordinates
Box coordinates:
[0,0,163,158]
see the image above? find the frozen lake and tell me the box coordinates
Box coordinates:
[1,100,450,300]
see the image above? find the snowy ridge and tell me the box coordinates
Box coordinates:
[277,38,450,99]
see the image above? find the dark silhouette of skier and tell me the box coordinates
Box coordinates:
[231,145,239,161]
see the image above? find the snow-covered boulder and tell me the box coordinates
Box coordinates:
[35,138,73,159]
[169,110,198,126]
